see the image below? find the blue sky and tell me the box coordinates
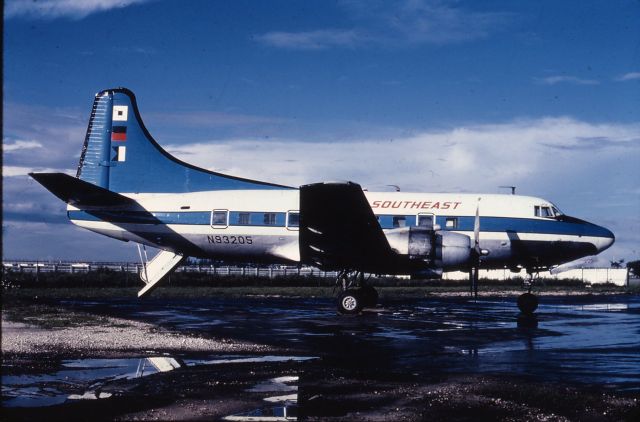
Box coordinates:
[3,0,639,264]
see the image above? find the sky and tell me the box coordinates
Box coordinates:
[3,0,639,265]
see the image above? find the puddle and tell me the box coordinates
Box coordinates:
[1,356,180,408]
[223,404,297,421]
[2,355,314,409]
[224,375,300,421]
[248,376,298,393]
[184,355,317,366]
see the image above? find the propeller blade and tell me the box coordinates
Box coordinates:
[470,198,481,299]
[473,199,481,255]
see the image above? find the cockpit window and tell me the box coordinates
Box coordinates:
[534,205,554,218]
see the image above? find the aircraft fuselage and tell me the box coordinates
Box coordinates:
[68,189,614,273]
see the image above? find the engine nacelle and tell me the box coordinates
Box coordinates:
[384,226,472,271]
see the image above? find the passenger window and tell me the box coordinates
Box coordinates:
[393,216,406,228]
[445,217,458,229]
[418,214,434,228]
[211,210,228,227]
[263,213,277,225]
[238,212,250,225]
[287,211,300,229]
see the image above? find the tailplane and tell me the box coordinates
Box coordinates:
[29,173,135,207]
[76,88,290,193]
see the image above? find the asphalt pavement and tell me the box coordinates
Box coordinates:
[2,292,639,420]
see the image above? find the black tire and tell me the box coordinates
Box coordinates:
[360,285,379,308]
[337,289,363,314]
[517,292,539,315]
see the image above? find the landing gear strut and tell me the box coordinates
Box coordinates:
[517,272,539,315]
[336,270,378,314]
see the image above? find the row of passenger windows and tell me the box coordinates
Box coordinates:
[210,210,462,230]
[376,214,459,229]
[211,210,299,228]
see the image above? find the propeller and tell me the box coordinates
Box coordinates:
[473,199,481,257]
[469,198,482,298]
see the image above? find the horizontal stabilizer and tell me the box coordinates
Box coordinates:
[29,173,135,207]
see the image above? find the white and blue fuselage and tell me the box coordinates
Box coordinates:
[67,189,614,272]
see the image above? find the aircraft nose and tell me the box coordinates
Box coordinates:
[595,226,615,252]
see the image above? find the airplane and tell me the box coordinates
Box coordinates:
[30,88,615,315]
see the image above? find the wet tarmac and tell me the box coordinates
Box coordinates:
[2,293,640,420]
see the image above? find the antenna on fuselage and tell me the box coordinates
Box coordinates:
[386,185,401,192]
[499,186,516,195]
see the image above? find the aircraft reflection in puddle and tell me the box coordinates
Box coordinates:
[1,356,180,407]
[224,376,299,422]
[2,355,314,413]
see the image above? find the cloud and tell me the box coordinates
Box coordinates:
[2,102,88,170]
[3,221,137,260]
[112,46,159,55]
[615,72,640,81]
[256,29,365,50]
[3,140,43,152]
[256,0,515,49]
[378,0,514,45]
[5,0,153,20]
[3,174,69,225]
[164,117,639,194]
[540,136,639,151]
[535,75,600,86]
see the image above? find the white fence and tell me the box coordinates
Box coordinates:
[2,261,630,286]
[443,268,630,286]
[1,261,339,279]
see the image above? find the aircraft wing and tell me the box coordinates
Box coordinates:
[299,182,395,271]
[29,173,136,207]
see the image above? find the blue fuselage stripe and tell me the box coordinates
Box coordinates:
[67,210,289,227]
[376,215,611,237]
[67,210,611,238]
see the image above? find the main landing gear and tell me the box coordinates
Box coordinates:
[336,270,378,314]
[517,272,540,315]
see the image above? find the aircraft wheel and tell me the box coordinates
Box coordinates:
[338,289,363,314]
[360,285,379,308]
[517,292,539,315]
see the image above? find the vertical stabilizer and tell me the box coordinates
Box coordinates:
[75,88,291,193]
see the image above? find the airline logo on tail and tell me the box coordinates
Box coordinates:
[113,105,128,121]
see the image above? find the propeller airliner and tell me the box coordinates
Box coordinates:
[30,88,615,314]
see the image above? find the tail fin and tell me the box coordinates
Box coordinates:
[76,88,291,193]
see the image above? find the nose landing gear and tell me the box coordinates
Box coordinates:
[518,271,540,315]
